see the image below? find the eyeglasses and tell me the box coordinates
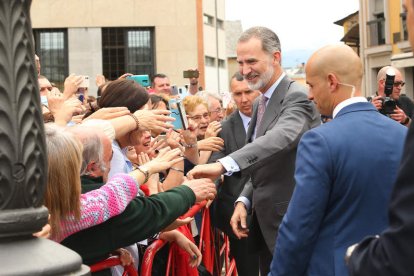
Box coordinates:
[394,81,405,87]
[40,86,53,92]
[188,113,209,121]
[209,108,225,114]
[382,79,406,87]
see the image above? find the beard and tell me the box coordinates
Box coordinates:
[246,64,274,91]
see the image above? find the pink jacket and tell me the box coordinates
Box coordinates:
[53,173,138,242]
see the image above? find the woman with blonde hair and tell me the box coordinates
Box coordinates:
[182,95,224,164]
[44,125,183,242]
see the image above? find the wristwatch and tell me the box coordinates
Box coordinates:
[136,166,150,183]
[402,116,410,125]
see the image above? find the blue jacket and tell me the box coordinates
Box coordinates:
[269,102,407,276]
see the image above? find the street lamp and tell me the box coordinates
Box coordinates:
[0,1,89,274]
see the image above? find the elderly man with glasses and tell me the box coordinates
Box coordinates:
[197,91,225,122]
[369,66,414,127]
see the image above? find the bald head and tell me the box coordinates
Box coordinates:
[307,44,362,91]
[306,44,363,116]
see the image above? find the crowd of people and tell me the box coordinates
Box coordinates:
[31,0,414,275]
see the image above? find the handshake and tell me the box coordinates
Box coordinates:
[184,162,226,202]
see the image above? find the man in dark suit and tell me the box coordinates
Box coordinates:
[209,72,260,276]
[188,26,320,275]
[347,0,414,274]
[269,44,407,275]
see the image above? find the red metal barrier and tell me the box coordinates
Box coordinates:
[181,200,207,218]
[89,255,138,276]
[140,239,168,276]
[140,199,238,276]
[141,201,207,276]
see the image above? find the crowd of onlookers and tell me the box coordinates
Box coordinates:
[33,2,414,274]
[35,52,239,275]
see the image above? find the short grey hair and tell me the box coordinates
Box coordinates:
[377,66,401,82]
[231,72,244,82]
[67,126,105,175]
[238,26,281,55]
[196,91,222,109]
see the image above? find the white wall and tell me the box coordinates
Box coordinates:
[68,28,102,96]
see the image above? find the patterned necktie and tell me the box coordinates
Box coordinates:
[255,95,268,130]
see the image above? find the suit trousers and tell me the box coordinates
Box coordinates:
[229,235,259,276]
[248,213,273,275]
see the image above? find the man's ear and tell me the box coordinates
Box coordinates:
[327,73,338,93]
[273,51,282,65]
[86,162,99,177]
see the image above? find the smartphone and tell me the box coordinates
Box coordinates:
[127,75,151,87]
[183,70,199,79]
[171,85,179,96]
[177,86,188,99]
[80,75,90,88]
[168,99,188,130]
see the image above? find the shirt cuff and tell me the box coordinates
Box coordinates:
[218,156,240,176]
[235,196,251,211]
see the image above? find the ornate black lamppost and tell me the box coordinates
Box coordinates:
[0,1,89,274]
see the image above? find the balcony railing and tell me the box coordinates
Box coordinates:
[367,17,386,46]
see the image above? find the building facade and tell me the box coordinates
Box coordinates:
[31,0,228,94]
[359,0,413,98]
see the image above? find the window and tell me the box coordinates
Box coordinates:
[203,14,214,26]
[205,56,215,67]
[102,27,155,80]
[367,15,386,46]
[218,59,226,68]
[217,19,224,29]
[401,2,408,41]
[33,29,68,90]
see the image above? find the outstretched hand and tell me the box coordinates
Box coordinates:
[186,162,225,181]
[133,109,175,133]
[145,148,183,174]
[183,177,217,202]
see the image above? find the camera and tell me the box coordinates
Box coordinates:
[380,68,397,116]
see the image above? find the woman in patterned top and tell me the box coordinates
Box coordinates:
[44,124,183,242]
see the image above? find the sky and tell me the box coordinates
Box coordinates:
[225,0,360,67]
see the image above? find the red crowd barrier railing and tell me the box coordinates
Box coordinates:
[89,255,138,276]
[88,198,240,276]
[141,200,208,276]
[140,239,169,276]
[141,199,237,276]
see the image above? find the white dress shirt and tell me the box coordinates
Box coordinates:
[332,97,367,118]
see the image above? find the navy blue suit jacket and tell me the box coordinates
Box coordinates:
[269,102,407,276]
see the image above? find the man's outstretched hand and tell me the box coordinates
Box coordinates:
[186,162,225,181]
[183,178,217,202]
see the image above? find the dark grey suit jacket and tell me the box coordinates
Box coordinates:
[229,76,320,252]
[209,111,251,238]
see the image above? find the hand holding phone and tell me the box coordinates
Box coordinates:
[183,70,199,79]
[76,76,89,102]
[168,99,188,130]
